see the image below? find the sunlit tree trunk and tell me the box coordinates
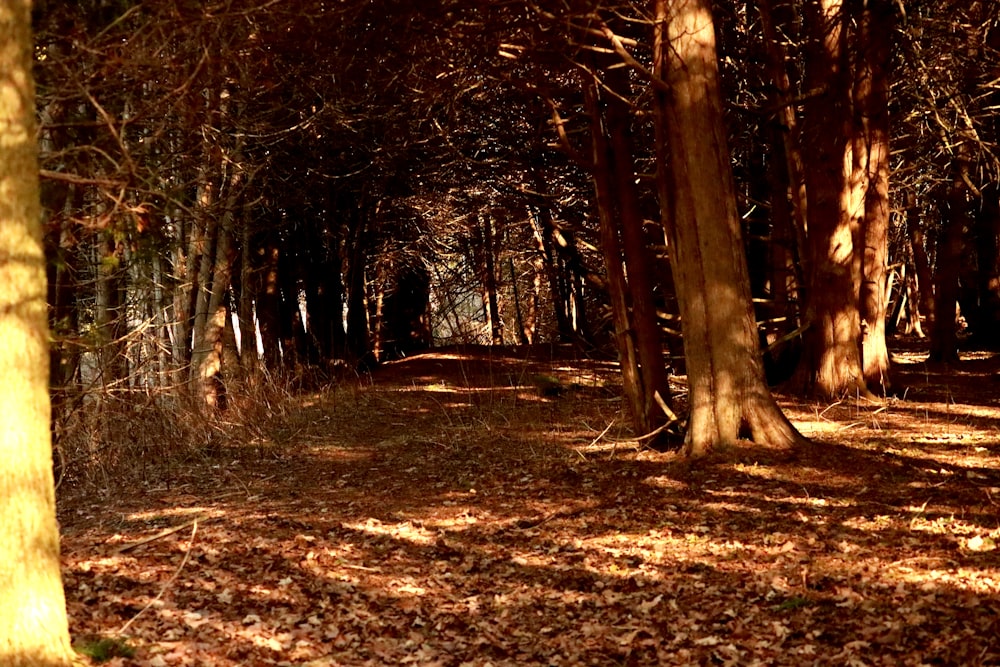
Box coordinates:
[856,1,893,392]
[795,0,870,398]
[0,2,76,662]
[190,199,236,408]
[655,0,807,456]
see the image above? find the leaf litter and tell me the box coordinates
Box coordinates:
[59,345,1000,665]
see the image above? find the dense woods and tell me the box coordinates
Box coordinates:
[28,0,1000,454]
[4,0,1000,664]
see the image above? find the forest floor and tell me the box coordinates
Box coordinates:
[58,340,1000,666]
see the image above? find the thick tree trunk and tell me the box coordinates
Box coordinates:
[856,2,893,392]
[171,212,199,383]
[655,0,806,456]
[795,0,870,399]
[0,3,76,662]
[190,143,243,407]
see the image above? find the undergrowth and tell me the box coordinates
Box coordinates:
[53,373,324,494]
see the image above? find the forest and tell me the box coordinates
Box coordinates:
[1,0,999,664]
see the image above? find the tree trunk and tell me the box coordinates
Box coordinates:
[585,76,649,437]
[95,229,127,389]
[256,231,282,372]
[906,192,934,333]
[603,62,673,438]
[236,210,259,375]
[278,242,307,371]
[757,0,810,295]
[970,185,1000,347]
[856,1,893,392]
[190,199,236,409]
[929,158,969,364]
[528,203,572,341]
[0,3,76,662]
[477,214,504,345]
[795,0,870,398]
[345,208,371,364]
[655,0,806,456]
[381,261,432,359]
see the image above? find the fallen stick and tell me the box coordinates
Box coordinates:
[112,515,212,554]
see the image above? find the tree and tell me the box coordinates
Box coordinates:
[0,2,76,664]
[855,1,894,391]
[655,0,807,456]
[793,0,871,398]
[585,58,672,443]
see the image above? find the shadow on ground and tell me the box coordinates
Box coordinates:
[59,345,1000,666]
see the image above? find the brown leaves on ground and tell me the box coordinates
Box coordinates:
[60,344,1000,666]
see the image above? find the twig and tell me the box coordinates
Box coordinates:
[118,520,199,635]
[588,420,616,448]
[113,515,211,554]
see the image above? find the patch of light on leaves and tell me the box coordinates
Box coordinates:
[124,507,225,521]
[643,476,687,491]
[341,517,436,545]
[387,577,428,596]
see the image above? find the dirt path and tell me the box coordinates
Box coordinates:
[60,344,1000,665]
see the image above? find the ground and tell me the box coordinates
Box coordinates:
[58,342,1000,666]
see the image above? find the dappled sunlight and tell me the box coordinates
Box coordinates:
[57,346,1000,664]
[341,517,438,546]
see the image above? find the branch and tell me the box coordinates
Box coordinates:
[39,169,126,187]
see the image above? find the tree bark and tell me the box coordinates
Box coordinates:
[906,192,934,333]
[795,0,870,398]
[0,2,76,662]
[929,157,969,364]
[255,230,282,372]
[856,1,893,392]
[473,214,504,346]
[95,229,127,388]
[602,62,673,439]
[655,0,807,456]
[345,207,371,364]
[585,76,649,437]
[757,0,810,295]
[190,200,236,408]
